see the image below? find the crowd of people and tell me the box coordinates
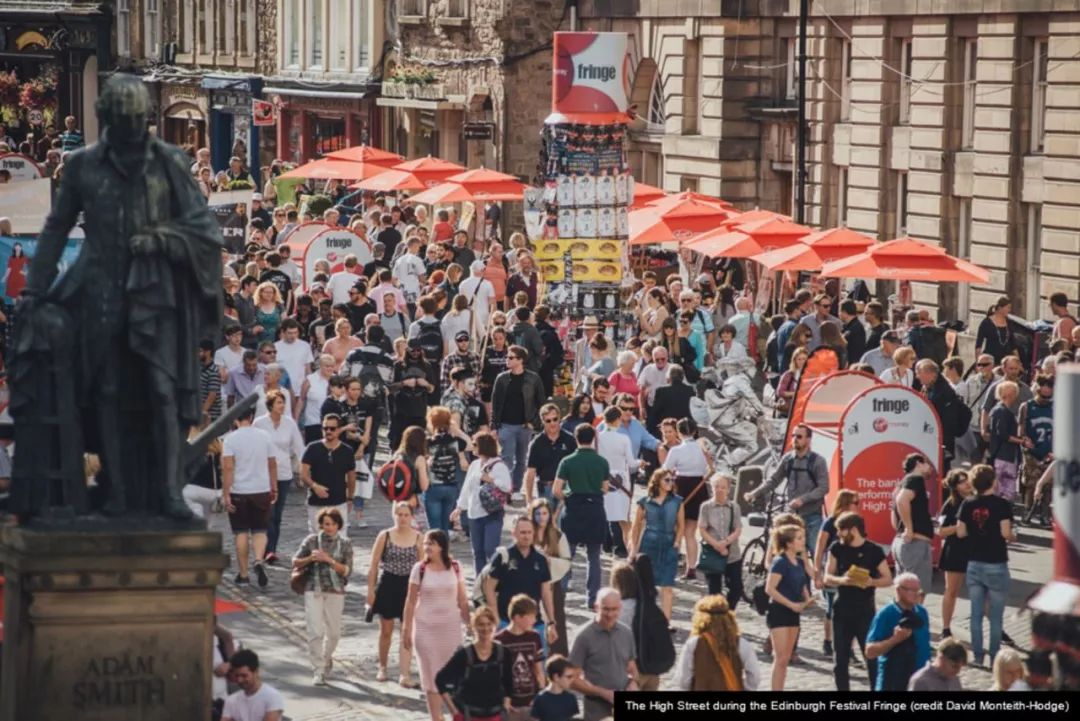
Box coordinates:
[133,151,1072,717]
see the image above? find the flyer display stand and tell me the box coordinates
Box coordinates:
[537,31,635,397]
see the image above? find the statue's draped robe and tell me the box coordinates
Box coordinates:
[10,133,222,515]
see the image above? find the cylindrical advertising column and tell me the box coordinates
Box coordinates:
[1028,365,1080,689]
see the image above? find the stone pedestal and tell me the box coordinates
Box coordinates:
[0,520,227,721]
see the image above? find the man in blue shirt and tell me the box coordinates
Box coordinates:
[774,299,803,370]
[866,572,932,690]
[799,293,841,350]
[597,393,660,459]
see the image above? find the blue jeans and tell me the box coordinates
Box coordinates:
[266,479,291,554]
[424,484,459,533]
[498,424,532,492]
[469,512,504,575]
[803,511,823,559]
[571,542,603,607]
[967,560,1010,663]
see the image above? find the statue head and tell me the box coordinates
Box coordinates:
[96,74,151,145]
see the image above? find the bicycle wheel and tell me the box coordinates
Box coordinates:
[740,535,769,604]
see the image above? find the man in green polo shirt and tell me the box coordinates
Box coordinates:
[554,424,609,607]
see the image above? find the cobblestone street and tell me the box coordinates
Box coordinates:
[210,441,1052,719]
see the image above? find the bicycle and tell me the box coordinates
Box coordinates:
[739,490,786,604]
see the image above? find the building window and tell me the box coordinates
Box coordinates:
[177,1,191,54]
[957,198,972,322]
[144,0,160,59]
[895,171,908,236]
[962,38,977,149]
[117,0,131,57]
[840,39,852,121]
[354,0,370,70]
[312,115,347,155]
[648,72,666,130]
[786,37,799,100]
[836,167,848,227]
[219,0,236,55]
[329,0,349,70]
[680,176,699,192]
[401,0,425,16]
[445,0,467,17]
[682,38,700,134]
[197,0,212,55]
[1031,38,1048,153]
[898,39,913,125]
[284,0,301,67]
[239,0,256,56]
[1025,203,1043,319]
[308,0,324,68]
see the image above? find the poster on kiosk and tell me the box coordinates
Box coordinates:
[836,384,943,555]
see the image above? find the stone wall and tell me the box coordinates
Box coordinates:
[256,0,277,77]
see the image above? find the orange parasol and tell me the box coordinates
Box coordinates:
[717,208,788,231]
[349,156,467,192]
[278,157,391,181]
[630,182,666,208]
[408,168,529,204]
[646,190,734,212]
[325,144,403,166]
[628,198,737,245]
[730,217,812,250]
[752,227,875,271]
[819,237,991,283]
[685,219,810,259]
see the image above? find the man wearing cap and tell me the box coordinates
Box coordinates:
[459,260,496,335]
[859,331,902,375]
[572,317,601,392]
[251,193,272,227]
[441,331,482,389]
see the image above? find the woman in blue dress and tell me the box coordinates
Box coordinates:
[628,468,684,620]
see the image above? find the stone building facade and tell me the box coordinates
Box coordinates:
[379,0,570,181]
[578,0,1080,326]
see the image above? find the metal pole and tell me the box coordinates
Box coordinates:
[570,0,578,31]
[796,0,809,225]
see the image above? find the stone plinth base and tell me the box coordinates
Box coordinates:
[0,519,227,721]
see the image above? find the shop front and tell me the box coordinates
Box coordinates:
[160,82,208,150]
[266,89,379,165]
[202,75,264,179]
[0,10,109,148]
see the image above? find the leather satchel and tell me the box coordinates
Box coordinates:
[289,564,310,595]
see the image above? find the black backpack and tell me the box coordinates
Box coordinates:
[417,319,444,363]
[347,349,389,402]
[428,432,460,486]
[634,580,676,675]
[539,326,564,368]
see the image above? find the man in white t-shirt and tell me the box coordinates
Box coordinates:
[274,318,313,415]
[277,243,303,289]
[222,407,277,588]
[636,346,671,413]
[459,260,496,335]
[326,254,361,305]
[222,649,284,721]
[216,325,246,380]
[392,235,427,305]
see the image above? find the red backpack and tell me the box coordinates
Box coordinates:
[376,454,414,501]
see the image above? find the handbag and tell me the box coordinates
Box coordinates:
[355,457,374,500]
[290,564,309,595]
[210,458,225,514]
[477,459,509,514]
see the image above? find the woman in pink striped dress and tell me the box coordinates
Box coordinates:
[403,529,470,721]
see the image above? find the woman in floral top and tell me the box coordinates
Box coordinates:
[292,507,354,686]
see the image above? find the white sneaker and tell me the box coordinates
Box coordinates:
[355,519,369,528]
[313,670,326,686]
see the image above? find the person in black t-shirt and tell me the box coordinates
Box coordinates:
[890,454,935,594]
[259,252,293,310]
[363,241,389,280]
[957,463,1016,666]
[824,511,892,691]
[346,281,378,333]
[524,402,576,505]
[300,413,356,538]
[389,366,430,451]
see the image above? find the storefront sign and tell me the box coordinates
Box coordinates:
[212,90,251,115]
[252,99,275,126]
[162,85,209,116]
[550,32,632,120]
[463,122,494,141]
[0,153,45,181]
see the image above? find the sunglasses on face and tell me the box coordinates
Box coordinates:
[620,406,635,412]
[977,362,991,367]
[322,426,339,432]
[262,350,277,356]
[543,417,559,424]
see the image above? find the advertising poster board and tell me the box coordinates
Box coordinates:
[0,152,45,181]
[838,384,943,550]
[0,234,83,303]
[207,189,253,254]
[302,227,373,289]
[0,177,51,235]
[549,32,632,123]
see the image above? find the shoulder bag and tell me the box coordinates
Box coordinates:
[697,503,736,575]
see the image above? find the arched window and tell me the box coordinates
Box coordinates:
[648,72,666,130]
